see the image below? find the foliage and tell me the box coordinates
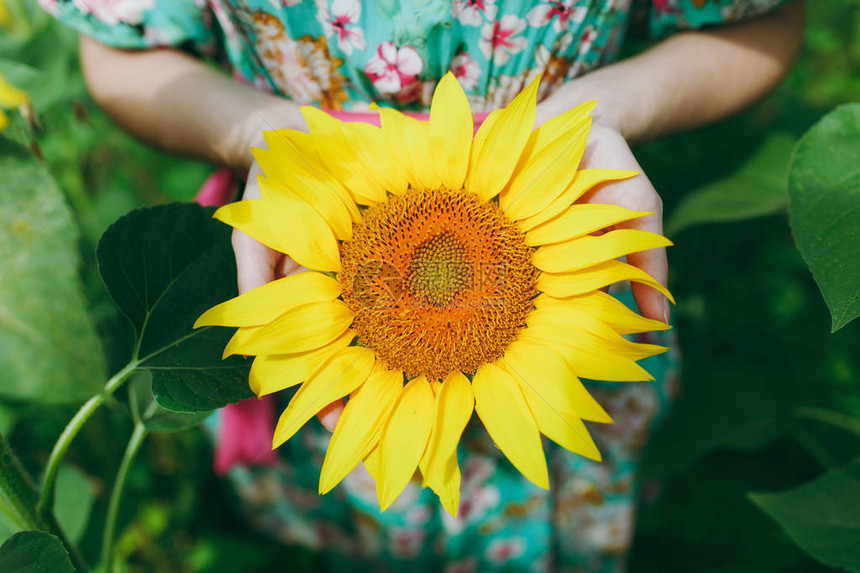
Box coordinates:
[0,2,858,572]
[750,459,860,572]
[788,104,860,332]
[0,137,105,404]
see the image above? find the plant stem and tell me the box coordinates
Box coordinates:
[101,422,147,573]
[38,361,138,517]
[0,432,89,571]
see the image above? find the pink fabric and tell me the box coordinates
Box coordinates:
[195,167,236,206]
[214,395,278,475]
[201,109,491,474]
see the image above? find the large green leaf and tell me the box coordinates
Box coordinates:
[0,137,106,403]
[749,460,860,572]
[666,133,795,236]
[0,531,73,573]
[97,203,252,412]
[788,104,860,331]
[129,371,212,432]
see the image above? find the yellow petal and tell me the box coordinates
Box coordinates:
[319,368,403,494]
[222,325,261,359]
[248,330,354,396]
[516,378,601,461]
[226,301,354,356]
[537,260,675,303]
[500,121,590,221]
[301,107,387,203]
[421,372,473,510]
[341,122,410,195]
[534,229,673,274]
[256,145,356,240]
[472,363,549,489]
[0,110,8,131]
[377,376,434,510]
[379,107,439,190]
[501,339,611,423]
[521,323,654,382]
[195,272,342,328]
[519,169,639,231]
[432,454,462,517]
[364,444,381,480]
[261,130,360,220]
[272,346,375,448]
[542,290,670,334]
[466,108,501,198]
[467,75,541,202]
[529,300,667,360]
[526,204,651,246]
[258,176,342,272]
[429,72,473,190]
[213,200,290,253]
[526,101,595,152]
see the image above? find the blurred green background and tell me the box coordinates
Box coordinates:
[1,1,859,572]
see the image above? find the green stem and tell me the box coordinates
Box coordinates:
[101,423,147,573]
[38,362,138,517]
[0,433,88,571]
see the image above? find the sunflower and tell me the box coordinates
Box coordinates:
[195,72,673,516]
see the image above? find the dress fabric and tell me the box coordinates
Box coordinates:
[41,0,786,570]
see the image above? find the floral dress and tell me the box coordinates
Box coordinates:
[42,1,787,571]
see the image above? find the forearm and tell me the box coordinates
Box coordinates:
[539,1,805,143]
[79,37,304,170]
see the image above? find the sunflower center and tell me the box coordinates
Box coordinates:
[339,188,538,380]
[407,232,473,307]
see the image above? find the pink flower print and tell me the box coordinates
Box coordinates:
[315,0,366,56]
[479,15,527,66]
[389,527,425,558]
[577,25,598,56]
[452,0,498,27]
[71,0,154,26]
[364,42,424,95]
[485,537,526,565]
[653,0,682,14]
[526,0,588,33]
[450,52,481,90]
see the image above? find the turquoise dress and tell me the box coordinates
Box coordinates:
[42,1,786,571]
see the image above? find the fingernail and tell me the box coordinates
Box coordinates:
[662,298,670,325]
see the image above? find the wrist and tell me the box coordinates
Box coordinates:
[222,93,306,171]
[539,64,657,144]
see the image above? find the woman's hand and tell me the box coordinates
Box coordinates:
[574,123,669,324]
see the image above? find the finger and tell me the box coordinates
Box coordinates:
[317,399,345,432]
[232,229,280,294]
[582,177,670,323]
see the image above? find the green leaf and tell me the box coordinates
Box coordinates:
[749,460,860,572]
[0,531,74,573]
[0,137,106,404]
[666,133,796,236]
[788,104,860,331]
[129,371,211,432]
[53,466,94,545]
[96,203,253,412]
